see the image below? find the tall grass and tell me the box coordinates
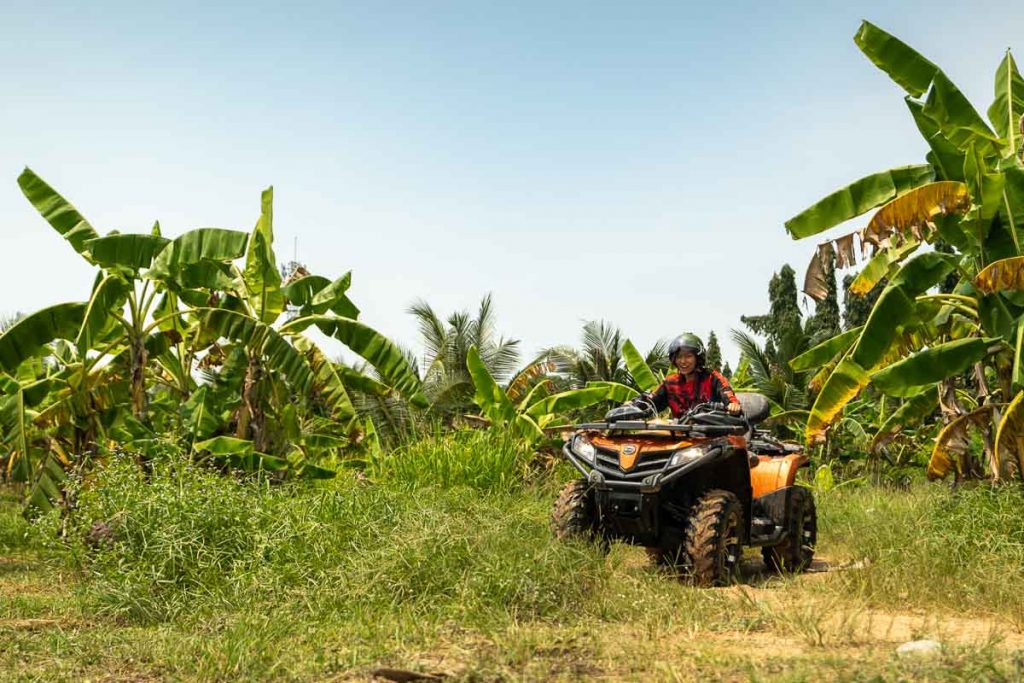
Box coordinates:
[819,482,1024,621]
[12,446,1024,680]
[53,450,610,625]
[367,428,535,490]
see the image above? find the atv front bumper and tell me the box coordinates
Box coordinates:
[562,443,723,492]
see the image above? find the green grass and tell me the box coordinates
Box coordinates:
[820,482,1024,623]
[3,443,1024,680]
[367,427,537,491]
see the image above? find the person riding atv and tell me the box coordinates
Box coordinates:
[551,334,816,585]
[638,333,742,419]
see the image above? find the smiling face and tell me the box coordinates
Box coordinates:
[672,350,697,375]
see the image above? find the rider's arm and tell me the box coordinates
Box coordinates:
[641,381,670,413]
[709,371,740,407]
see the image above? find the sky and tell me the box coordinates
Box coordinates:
[2,0,1023,369]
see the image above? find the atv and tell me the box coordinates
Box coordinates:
[551,392,816,585]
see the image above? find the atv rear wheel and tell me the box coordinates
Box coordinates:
[685,489,743,586]
[762,486,817,573]
[551,479,603,547]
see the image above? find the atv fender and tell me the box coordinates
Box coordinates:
[750,454,807,498]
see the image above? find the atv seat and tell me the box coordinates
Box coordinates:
[736,392,770,425]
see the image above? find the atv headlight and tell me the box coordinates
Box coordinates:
[669,446,704,467]
[572,435,597,464]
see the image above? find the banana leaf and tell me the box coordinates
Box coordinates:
[282,315,425,407]
[282,275,330,306]
[524,386,615,419]
[848,240,920,296]
[906,99,965,182]
[202,309,313,395]
[994,390,1024,480]
[585,380,640,403]
[26,452,67,514]
[862,182,971,247]
[805,359,871,440]
[17,168,99,260]
[292,337,356,421]
[516,379,551,412]
[871,338,990,397]
[851,287,916,370]
[870,384,939,451]
[789,327,861,373]
[924,73,1001,156]
[988,50,1024,149]
[622,339,659,391]
[467,345,516,425]
[148,228,249,280]
[336,365,393,397]
[76,273,129,353]
[242,187,284,324]
[975,256,1024,293]
[194,435,253,455]
[963,143,1006,243]
[180,386,220,439]
[310,272,360,318]
[784,165,934,239]
[0,303,87,374]
[853,20,939,98]
[86,234,170,272]
[928,405,1000,480]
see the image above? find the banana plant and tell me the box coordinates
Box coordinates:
[466,345,637,444]
[785,22,1024,480]
[0,170,426,509]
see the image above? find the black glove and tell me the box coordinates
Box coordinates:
[631,393,653,407]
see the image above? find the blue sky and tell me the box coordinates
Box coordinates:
[2,1,1022,367]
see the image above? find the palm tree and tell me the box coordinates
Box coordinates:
[730,327,810,414]
[544,320,669,390]
[0,313,22,333]
[408,293,520,418]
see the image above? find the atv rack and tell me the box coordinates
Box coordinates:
[574,420,747,436]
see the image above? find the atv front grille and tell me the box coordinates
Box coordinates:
[594,447,673,481]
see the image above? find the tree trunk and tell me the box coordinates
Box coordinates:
[971,363,1001,481]
[130,334,148,423]
[937,379,976,480]
[237,353,266,452]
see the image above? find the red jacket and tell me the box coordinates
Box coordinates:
[647,369,739,418]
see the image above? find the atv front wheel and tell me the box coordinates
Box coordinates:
[685,489,743,586]
[762,486,817,573]
[551,479,602,546]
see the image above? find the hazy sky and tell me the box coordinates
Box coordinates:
[2,1,1022,367]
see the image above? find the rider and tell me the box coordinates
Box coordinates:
[637,333,742,418]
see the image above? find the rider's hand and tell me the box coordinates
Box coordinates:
[727,402,742,416]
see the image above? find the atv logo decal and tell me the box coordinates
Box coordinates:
[619,444,640,471]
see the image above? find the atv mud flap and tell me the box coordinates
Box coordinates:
[593,489,661,546]
[749,485,797,546]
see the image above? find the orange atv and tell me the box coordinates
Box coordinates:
[552,392,815,585]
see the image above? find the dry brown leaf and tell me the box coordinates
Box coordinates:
[974,256,1024,294]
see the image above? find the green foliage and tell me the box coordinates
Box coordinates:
[823,484,1024,616]
[54,453,609,625]
[0,170,425,509]
[705,331,722,372]
[368,428,534,491]
[408,294,520,418]
[786,25,1024,463]
[842,274,884,330]
[784,165,934,239]
[741,264,802,343]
